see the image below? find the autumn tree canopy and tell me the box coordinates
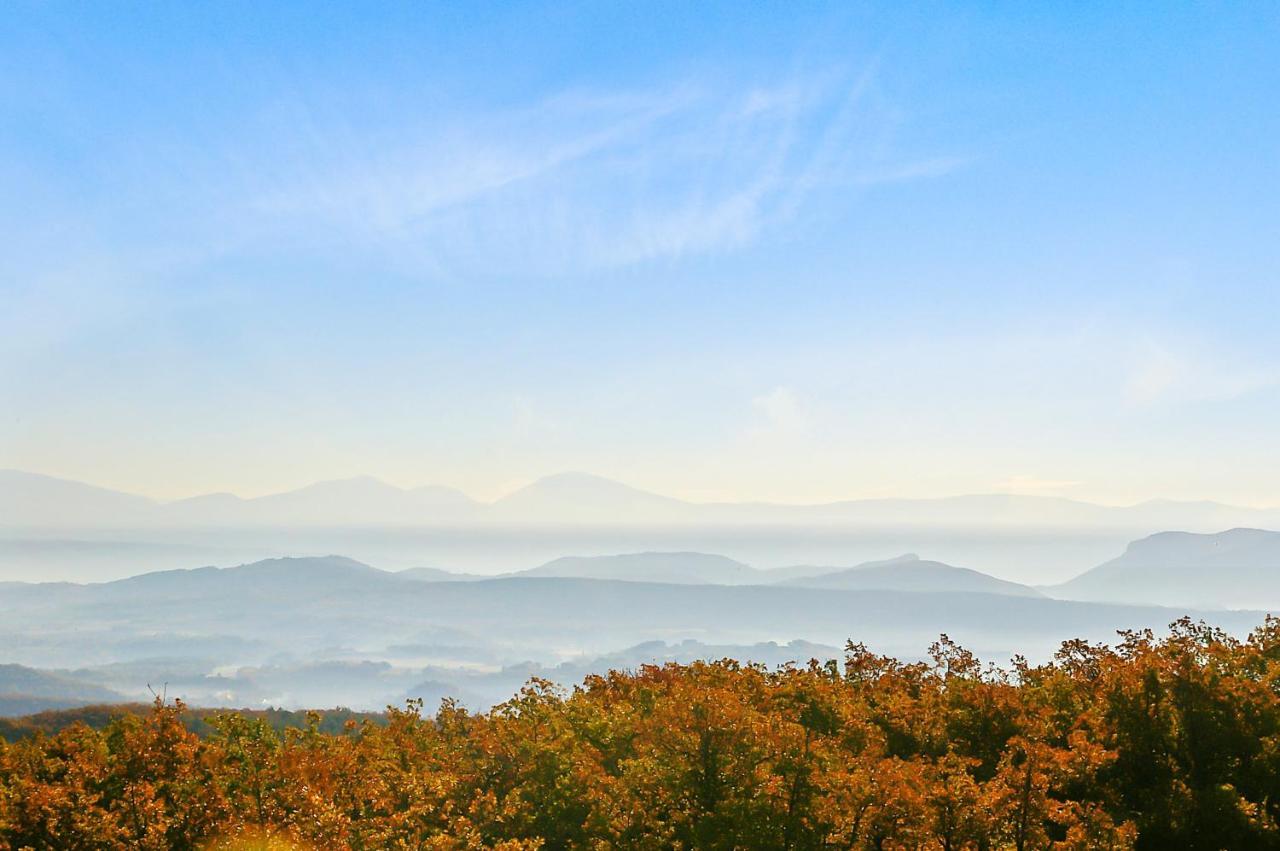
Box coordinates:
[2,617,1279,850]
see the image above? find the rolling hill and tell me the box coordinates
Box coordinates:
[0,663,126,717]
[12,469,1280,587]
[0,556,1266,677]
[783,553,1043,597]
[1049,528,1280,609]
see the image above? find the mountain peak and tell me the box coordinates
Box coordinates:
[111,555,390,591]
[785,554,1041,598]
[489,473,685,522]
[1051,527,1280,609]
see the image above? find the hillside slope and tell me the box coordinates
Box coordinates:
[1049,528,1280,608]
[0,556,1264,671]
[785,554,1042,597]
[0,663,126,717]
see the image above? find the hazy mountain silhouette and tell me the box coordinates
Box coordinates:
[0,663,125,716]
[0,469,156,527]
[13,469,1280,591]
[163,476,477,526]
[517,552,760,584]
[1049,528,1280,608]
[486,472,690,523]
[10,468,1280,532]
[0,555,1266,677]
[0,471,477,529]
[783,554,1043,597]
[104,555,398,598]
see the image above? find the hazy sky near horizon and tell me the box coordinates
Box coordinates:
[3,3,1279,505]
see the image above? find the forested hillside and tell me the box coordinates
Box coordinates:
[0,703,383,743]
[3,618,1278,849]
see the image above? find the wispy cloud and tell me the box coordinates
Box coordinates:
[853,155,970,185]
[256,87,698,233]
[239,68,963,276]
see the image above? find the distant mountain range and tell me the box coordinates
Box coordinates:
[166,477,476,526]
[6,468,1280,531]
[7,462,1280,607]
[0,554,1266,675]
[1048,528,1280,609]
[393,537,1280,609]
[0,543,1274,713]
[783,554,1043,597]
[0,470,477,528]
[6,466,1280,610]
[398,550,1042,594]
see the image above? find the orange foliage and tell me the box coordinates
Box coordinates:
[3,617,1279,849]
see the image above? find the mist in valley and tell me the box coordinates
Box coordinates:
[4,469,1279,716]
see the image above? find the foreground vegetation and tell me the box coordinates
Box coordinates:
[2,618,1279,850]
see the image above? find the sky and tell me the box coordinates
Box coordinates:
[2,2,1279,506]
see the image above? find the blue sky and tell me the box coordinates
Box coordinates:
[3,2,1279,504]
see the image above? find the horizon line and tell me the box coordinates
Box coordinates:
[5,466,1279,514]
